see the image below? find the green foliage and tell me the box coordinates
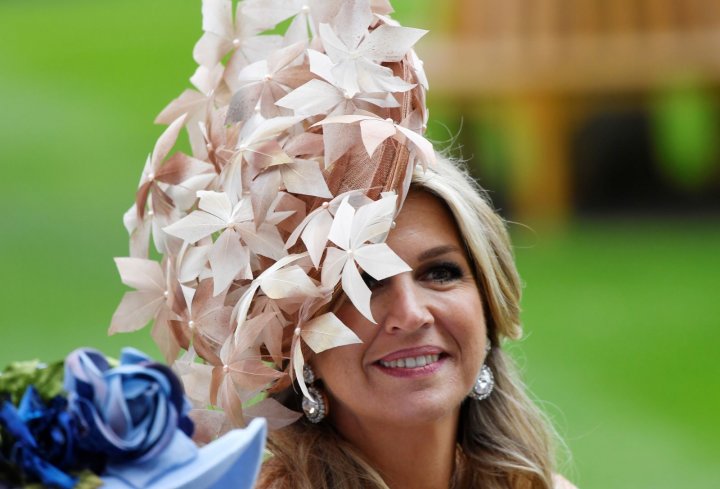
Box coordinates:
[0,360,65,405]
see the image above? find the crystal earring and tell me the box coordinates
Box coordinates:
[302,364,328,423]
[468,343,494,401]
[468,364,495,401]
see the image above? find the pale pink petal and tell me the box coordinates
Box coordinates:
[197,190,234,221]
[235,311,276,352]
[353,243,411,280]
[351,193,397,246]
[115,257,165,292]
[155,89,206,125]
[281,159,332,198]
[260,265,319,299]
[317,23,349,63]
[276,79,342,116]
[301,209,333,268]
[396,126,437,167]
[209,229,250,295]
[260,313,286,366]
[189,408,231,444]
[163,210,227,243]
[151,307,180,364]
[193,32,230,67]
[180,362,214,404]
[109,291,165,334]
[370,0,394,15]
[331,0,372,51]
[244,398,302,430]
[237,222,288,260]
[359,118,396,157]
[307,49,335,83]
[320,246,348,289]
[341,259,375,323]
[202,0,234,39]
[178,245,211,283]
[242,0,299,28]
[229,358,284,391]
[356,57,414,93]
[361,24,427,62]
[226,82,263,123]
[327,197,355,250]
[301,312,361,353]
[249,169,282,227]
[292,339,309,399]
[152,114,188,168]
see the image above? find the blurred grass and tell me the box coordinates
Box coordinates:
[1,1,719,488]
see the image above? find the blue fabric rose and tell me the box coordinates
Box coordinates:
[0,387,77,489]
[64,348,193,464]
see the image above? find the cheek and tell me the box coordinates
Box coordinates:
[314,343,362,386]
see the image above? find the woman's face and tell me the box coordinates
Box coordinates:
[313,190,488,430]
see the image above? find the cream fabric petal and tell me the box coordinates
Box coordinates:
[110,291,165,334]
[301,312,362,353]
[341,258,375,323]
[291,339,309,399]
[361,24,427,62]
[281,159,332,198]
[152,114,188,168]
[197,191,234,221]
[301,209,333,268]
[202,0,234,38]
[396,125,437,167]
[327,197,355,250]
[163,210,227,243]
[115,257,166,292]
[351,194,397,247]
[244,398,302,431]
[353,243,411,280]
[237,222,288,260]
[209,229,249,295]
[320,246,347,289]
[359,118,396,158]
[260,265,319,299]
[275,79,341,116]
[307,49,335,83]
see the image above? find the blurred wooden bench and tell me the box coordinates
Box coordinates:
[418,0,720,221]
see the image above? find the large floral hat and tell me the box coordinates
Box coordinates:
[111,0,432,431]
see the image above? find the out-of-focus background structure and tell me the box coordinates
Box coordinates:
[1,1,718,488]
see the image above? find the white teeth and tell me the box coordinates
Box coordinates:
[380,354,440,369]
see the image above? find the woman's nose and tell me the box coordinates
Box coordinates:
[374,276,433,334]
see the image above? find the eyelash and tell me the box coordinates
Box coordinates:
[360,262,463,290]
[423,262,463,284]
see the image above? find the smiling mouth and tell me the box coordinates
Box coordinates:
[378,354,440,369]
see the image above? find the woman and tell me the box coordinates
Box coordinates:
[259,158,576,489]
[112,0,575,487]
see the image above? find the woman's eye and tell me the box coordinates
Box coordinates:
[425,263,463,283]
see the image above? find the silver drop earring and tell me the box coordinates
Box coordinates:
[302,364,328,423]
[468,343,495,401]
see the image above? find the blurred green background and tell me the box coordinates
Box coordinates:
[1,1,718,488]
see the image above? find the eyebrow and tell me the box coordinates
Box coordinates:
[417,245,462,261]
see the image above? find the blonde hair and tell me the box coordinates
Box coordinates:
[259,158,558,489]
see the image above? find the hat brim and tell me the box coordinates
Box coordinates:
[101,417,267,489]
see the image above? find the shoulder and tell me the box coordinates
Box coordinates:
[553,474,578,489]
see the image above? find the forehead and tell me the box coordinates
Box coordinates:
[387,190,464,257]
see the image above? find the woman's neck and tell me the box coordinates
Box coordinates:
[332,410,459,489]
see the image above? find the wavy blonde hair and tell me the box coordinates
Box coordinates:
[259,158,557,489]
